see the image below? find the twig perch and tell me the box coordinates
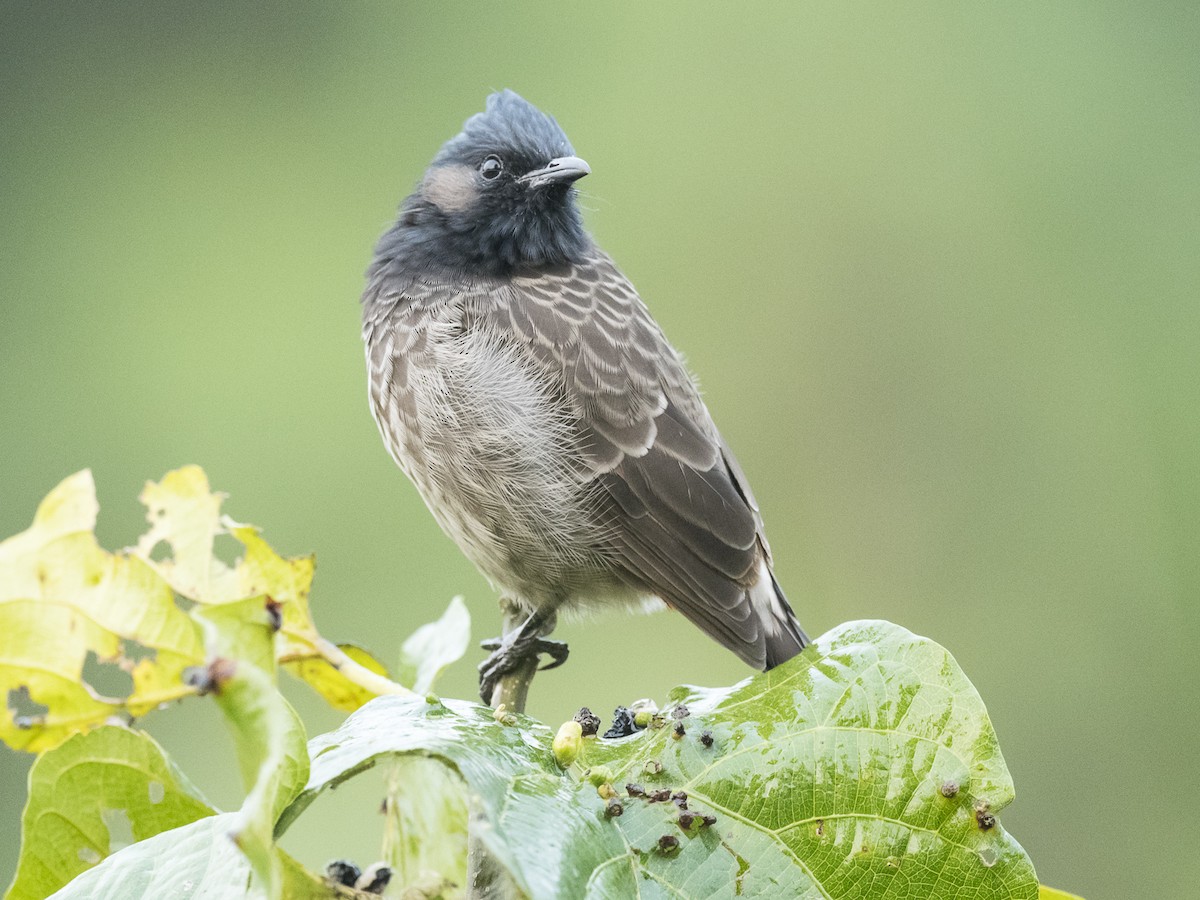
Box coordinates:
[468,602,539,899]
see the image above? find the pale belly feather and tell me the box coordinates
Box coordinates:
[371,317,634,613]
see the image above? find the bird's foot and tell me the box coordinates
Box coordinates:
[478,635,569,704]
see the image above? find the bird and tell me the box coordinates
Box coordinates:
[361,90,809,705]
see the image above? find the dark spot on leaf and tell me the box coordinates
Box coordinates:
[626,783,646,798]
[182,658,236,695]
[82,650,133,700]
[8,685,49,729]
[647,789,672,803]
[573,706,601,737]
[678,811,696,830]
[670,704,690,719]
[814,818,824,837]
[976,811,996,830]
[325,860,360,887]
[355,862,392,894]
[701,815,717,828]
[673,722,686,739]
[603,706,640,739]
[605,797,624,818]
[264,597,283,632]
[656,834,679,855]
[940,780,959,798]
[671,790,688,809]
[700,729,714,748]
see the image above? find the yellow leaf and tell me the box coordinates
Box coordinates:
[0,469,97,567]
[227,523,318,653]
[0,472,205,752]
[135,466,240,603]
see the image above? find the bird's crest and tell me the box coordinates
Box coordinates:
[434,90,575,168]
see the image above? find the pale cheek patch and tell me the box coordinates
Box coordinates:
[424,165,478,213]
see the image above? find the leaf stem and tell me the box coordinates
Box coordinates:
[307,636,415,698]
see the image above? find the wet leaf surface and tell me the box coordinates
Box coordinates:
[282,621,1038,899]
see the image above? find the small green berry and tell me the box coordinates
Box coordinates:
[553,720,583,768]
[586,765,613,787]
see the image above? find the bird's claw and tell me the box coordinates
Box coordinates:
[478,636,569,703]
[533,638,569,671]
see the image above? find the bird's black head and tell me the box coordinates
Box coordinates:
[381,90,592,278]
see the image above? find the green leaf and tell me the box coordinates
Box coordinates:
[6,726,214,900]
[192,613,309,899]
[217,665,309,897]
[192,595,281,682]
[46,814,335,900]
[395,596,471,694]
[282,621,1038,900]
[381,757,470,890]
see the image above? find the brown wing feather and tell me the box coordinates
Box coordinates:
[493,251,787,667]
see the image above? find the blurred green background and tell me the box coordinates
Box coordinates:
[1,2,1196,897]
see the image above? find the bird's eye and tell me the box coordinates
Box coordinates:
[479,155,503,180]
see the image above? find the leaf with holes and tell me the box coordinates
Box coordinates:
[280,621,1038,900]
[134,466,398,712]
[6,726,214,900]
[0,472,204,752]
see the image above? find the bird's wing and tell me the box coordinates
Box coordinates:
[479,250,801,668]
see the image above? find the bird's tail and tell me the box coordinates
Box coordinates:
[757,566,809,670]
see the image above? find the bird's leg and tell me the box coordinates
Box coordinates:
[479,599,567,708]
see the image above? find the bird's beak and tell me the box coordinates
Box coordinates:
[519,156,591,189]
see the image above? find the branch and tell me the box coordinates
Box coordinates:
[487,601,540,714]
[468,601,536,899]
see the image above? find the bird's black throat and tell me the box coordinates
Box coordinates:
[374,186,592,281]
